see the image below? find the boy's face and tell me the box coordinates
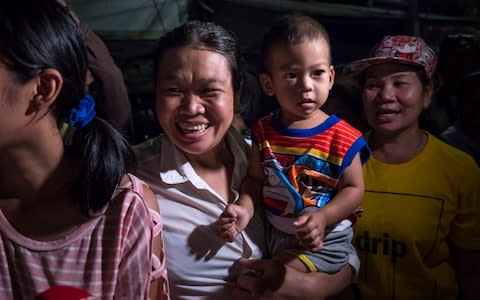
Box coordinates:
[260,38,334,127]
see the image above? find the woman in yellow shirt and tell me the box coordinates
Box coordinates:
[344,35,480,300]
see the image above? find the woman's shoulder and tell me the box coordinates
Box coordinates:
[227,126,251,156]
[132,135,172,188]
[133,135,164,163]
[425,133,480,187]
[116,173,146,194]
[107,174,159,239]
[427,132,478,169]
[110,174,151,212]
[107,174,167,297]
[115,174,161,233]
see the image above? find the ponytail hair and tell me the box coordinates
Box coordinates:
[68,117,135,216]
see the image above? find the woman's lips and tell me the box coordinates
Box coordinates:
[177,123,210,140]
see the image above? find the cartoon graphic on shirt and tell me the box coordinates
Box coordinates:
[262,154,336,217]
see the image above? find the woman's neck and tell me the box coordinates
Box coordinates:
[183,139,235,203]
[185,140,230,170]
[0,128,88,240]
[0,129,65,201]
[369,127,427,164]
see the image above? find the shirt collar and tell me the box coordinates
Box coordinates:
[158,135,202,187]
[157,127,249,190]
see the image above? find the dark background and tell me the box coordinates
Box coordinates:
[81,0,480,142]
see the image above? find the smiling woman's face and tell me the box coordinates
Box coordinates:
[155,46,235,158]
[362,63,432,136]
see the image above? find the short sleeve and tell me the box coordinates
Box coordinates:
[114,186,152,299]
[115,174,170,299]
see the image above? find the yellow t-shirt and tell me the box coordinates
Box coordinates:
[354,132,480,300]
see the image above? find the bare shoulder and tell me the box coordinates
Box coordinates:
[118,174,159,212]
[141,184,160,213]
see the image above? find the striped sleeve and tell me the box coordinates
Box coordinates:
[114,183,152,299]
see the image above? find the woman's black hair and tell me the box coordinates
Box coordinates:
[0,0,134,216]
[153,20,243,110]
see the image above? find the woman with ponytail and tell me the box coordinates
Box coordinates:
[0,1,168,299]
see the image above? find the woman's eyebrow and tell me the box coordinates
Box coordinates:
[197,78,228,85]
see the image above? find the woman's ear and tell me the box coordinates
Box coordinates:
[29,68,63,113]
[422,81,434,109]
[259,73,274,96]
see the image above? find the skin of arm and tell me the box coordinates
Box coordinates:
[233,257,354,300]
[450,245,480,300]
[218,145,264,241]
[294,153,364,251]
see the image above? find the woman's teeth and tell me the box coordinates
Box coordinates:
[180,124,208,132]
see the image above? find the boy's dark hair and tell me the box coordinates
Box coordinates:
[261,14,331,72]
[0,0,134,216]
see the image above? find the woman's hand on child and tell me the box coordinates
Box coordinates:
[232,257,286,299]
[293,210,327,251]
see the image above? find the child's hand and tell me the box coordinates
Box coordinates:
[215,203,251,242]
[293,209,327,251]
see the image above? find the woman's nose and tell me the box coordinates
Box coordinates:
[378,84,395,102]
[182,93,205,115]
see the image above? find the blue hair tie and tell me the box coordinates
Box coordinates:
[66,94,96,128]
[60,94,96,145]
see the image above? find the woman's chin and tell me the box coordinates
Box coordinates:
[370,118,400,132]
[175,129,215,154]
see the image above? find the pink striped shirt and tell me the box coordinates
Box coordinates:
[0,174,169,299]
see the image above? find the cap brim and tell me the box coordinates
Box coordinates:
[344,56,425,77]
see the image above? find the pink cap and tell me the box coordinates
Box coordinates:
[345,35,438,79]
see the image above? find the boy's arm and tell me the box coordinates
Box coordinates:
[237,145,264,214]
[320,152,364,225]
[216,145,264,241]
[294,153,364,250]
